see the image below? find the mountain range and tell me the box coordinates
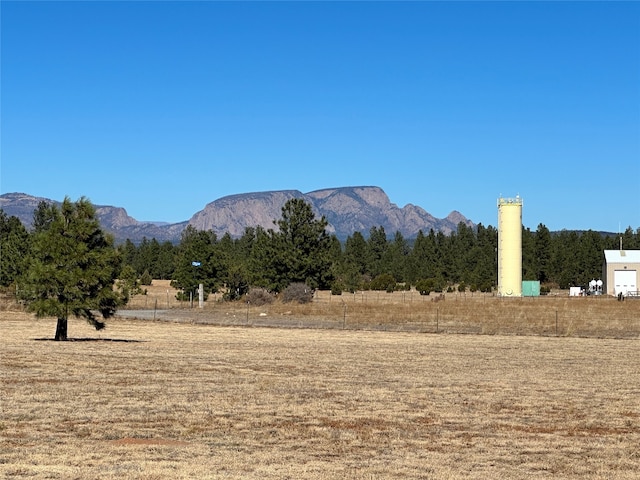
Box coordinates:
[0,186,473,244]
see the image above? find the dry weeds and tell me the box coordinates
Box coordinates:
[2,309,639,479]
[120,281,640,339]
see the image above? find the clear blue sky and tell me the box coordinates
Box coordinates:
[2,1,639,232]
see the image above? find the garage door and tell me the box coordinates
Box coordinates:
[614,270,637,296]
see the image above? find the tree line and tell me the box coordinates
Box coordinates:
[115,206,640,296]
[3,198,640,303]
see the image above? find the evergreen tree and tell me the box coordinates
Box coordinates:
[366,226,389,278]
[407,230,437,283]
[344,231,367,275]
[248,226,280,290]
[155,241,176,280]
[237,227,257,258]
[18,198,124,341]
[216,232,250,300]
[145,238,163,278]
[171,226,221,300]
[576,230,605,284]
[387,231,410,282]
[0,210,31,287]
[32,200,58,232]
[551,230,581,288]
[119,239,138,272]
[522,227,535,280]
[620,226,640,250]
[248,199,334,292]
[336,231,367,291]
[117,264,143,302]
[534,224,552,283]
[136,238,155,276]
[474,224,497,291]
[434,230,450,282]
[453,222,477,283]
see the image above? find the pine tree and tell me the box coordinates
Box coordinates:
[522,227,536,280]
[19,198,124,341]
[387,231,410,282]
[534,224,552,283]
[0,210,31,287]
[366,226,389,278]
[171,226,221,301]
[275,198,335,290]
[473,224,497,292]
[407,230,436,283]
[344,231,368,275]
[250,199,334,292]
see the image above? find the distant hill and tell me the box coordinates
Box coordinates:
[189,186,471,240]
[0,192,186,244]
[1,187,473,243]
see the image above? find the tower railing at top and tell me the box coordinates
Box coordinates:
[497,196,523,206]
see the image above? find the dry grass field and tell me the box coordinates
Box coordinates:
[2,289,640,479]
[123,281,640,339]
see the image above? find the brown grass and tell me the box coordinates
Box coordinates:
[2,306,640,479]
[120,281,640,339]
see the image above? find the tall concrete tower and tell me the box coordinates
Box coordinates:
[497,195,523,297]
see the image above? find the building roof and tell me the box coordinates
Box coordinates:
[604,250,640,264]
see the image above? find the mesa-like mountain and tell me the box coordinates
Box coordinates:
[0,187,473,244]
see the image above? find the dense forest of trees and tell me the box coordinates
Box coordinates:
[2,200,640,299]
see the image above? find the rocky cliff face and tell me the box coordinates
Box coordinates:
[1,187,474,243]
[188,186,472,239]
[94,206,140,228]
[188,190,313,236]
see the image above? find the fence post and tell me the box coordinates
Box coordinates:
[436,307,439,334]
[555,309,558,336]
[343,303,347,330]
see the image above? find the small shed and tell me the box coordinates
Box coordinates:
[522,280,540,297]
[603,250,640,296]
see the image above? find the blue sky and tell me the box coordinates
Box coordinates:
[2,1,639,232]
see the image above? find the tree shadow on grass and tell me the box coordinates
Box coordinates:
[33,338,145,342]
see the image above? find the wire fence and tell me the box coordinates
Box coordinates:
[119,289,640,339]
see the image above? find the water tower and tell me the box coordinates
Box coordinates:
[497,195,523,297]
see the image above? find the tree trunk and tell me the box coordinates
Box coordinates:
[54,317,68,341]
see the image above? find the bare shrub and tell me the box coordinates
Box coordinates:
[281,282,313,304]
[432,293,445,303]
[246,287,274,306]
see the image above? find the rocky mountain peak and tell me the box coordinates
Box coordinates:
[187,186,472,240]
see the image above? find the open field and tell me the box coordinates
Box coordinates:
[2,310,640,479]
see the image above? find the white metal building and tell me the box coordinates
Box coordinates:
[602,250,640,296]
